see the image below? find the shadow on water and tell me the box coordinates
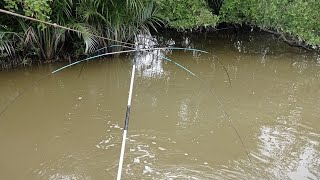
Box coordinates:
[0,31,320,179]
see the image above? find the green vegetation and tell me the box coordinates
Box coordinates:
[0,0,160,68]
[219,0,320,49]
[156,0,219,29]
[157,0,320,49]
[0,0,319,69]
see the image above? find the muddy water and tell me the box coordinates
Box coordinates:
[0,32,320,180]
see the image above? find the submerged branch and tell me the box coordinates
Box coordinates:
[261,28,313,51]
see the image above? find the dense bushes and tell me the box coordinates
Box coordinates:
[156,0,320,49]
[0,0,161,68]
[219,0,320,49]
[156,0,219,29]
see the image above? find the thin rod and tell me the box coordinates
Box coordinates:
[0,8,135,46]
[101,45,232,86]
[117,60,136,180]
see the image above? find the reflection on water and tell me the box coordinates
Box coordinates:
[0,31,320,179]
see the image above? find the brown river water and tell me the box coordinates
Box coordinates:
[0,31,320,179]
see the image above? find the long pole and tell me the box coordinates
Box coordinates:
[116,59,136,180]
[0,8,135,46]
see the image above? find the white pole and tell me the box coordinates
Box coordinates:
[116,61,136,180]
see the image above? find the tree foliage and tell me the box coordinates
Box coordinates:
[219,0,320,48]
[0,0,161,68]
[156,0,219,29]
[77,0,161,47]
[3,0,52,21]
[156,0,320,49]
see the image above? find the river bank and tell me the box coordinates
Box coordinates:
[1,0,319,70]
[1,26,319,71]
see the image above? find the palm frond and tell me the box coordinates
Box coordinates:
[68,23,100,53]
[52,0,74,24]
[0,31,16,57]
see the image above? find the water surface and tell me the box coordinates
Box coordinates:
[0,31,320,179]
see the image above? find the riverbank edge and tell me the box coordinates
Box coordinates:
[1,24,319,71]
